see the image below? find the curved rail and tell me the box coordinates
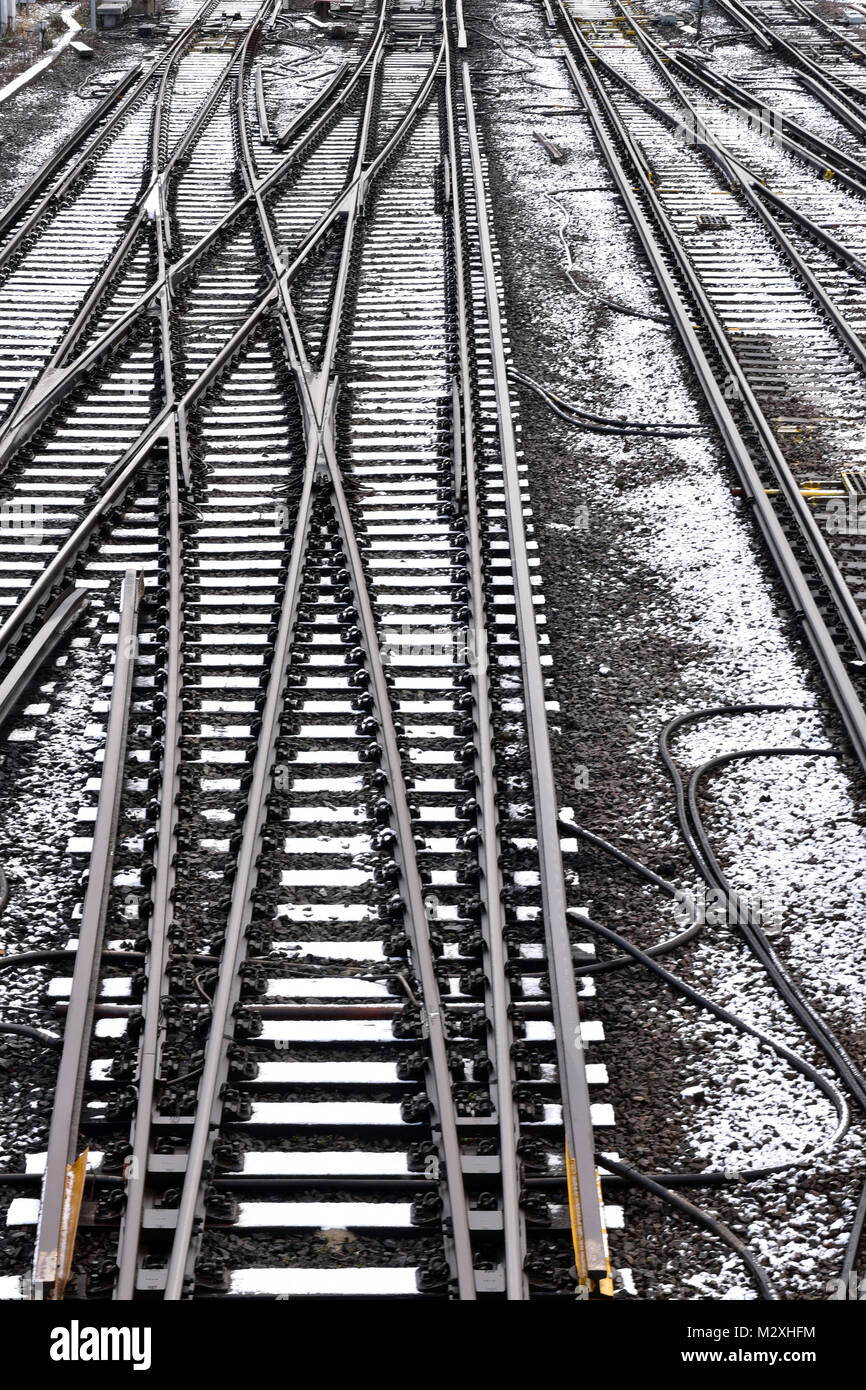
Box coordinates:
[0,4,390,470]
[556,0,866,775]
[0,0,220,273]
[711,0,866,135]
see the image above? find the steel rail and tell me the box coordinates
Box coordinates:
[0,94,413,673]
[235,44,335,437]
[278,20,478,1295]
[796,69,866,136]
[233,12,370,416]
[586,37,866,278]
[744,183,866,274]
[150,33,178,180]
[672,51,866,196]
[461,59,610,1288]
[649,47,866,197]
[0,0,274,461]
[126,24,353,1299]
[113,96,189,1298]
[274,60,348,147]
[555,5,866,775]
[710,0,773,50]
[0,8,390,471]
[157,339,336,1300]
[116,9,289,1288]
[53,0,304,370]
[0,66,144,244]
[785,0,866,65]
[455,0,467,48]
[0,588,89,731]
[45,9,268,378]
[279,32,477,1274]
[112,461,182,1298]
[235,15,296,206]
[323,422,478,1300]
[160,9,479,1301]
[32,568,143,1296]
[254,65,271,144]
[0,423,165,670]
[563,4,866,671]
[444,22,525,1298]
[708,0,866,135]
[0,0,220,275]
[0,266,280,671]
[1,0,408,471]
[611,1,866,374]
[154,446,311,1298]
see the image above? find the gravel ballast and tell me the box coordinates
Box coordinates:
[471,0,866,1301]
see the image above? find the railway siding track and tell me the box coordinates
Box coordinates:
[6,0,866,1308]
[0,0,262,423]
[0,0,615,1302]
[521,0,866,1296]
[715,0,866,134]
[555,0,866,772]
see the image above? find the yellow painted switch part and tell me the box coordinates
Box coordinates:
[54,1148,89,1301]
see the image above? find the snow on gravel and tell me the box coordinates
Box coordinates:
[475,0,866,1299]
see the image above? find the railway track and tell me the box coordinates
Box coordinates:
[0,0,266,425]
[0,0,617,1302]
[554,0,866,771]
[714,0,866,136]
[644,0,866,160]
[6,0,866,1309]
[532,0,866,1297]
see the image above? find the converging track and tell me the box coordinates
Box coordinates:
[555,0,866,769]
[7,0,866,1308]
[0,0,616,1302]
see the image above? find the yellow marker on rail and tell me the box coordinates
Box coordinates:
[54,1148,89,1300]
[566,1141,614,1298]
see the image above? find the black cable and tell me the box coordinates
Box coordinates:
[561,800,866,1236]
[544,190,670,322]
[571,697,866,1283]
[0,1022,60,1046]
[567,908,849,1165]
[561,741,841,985]
[509,366,700,436]
[686,746,866,1111]
[559,815,704,971]
[0,949,218,971]
[594,1153,779,1300]
[658,703,806,868]
[512,367,698,429]
[659,706,866,1113]
[680,730,866,1281]
[0,949,144,971]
